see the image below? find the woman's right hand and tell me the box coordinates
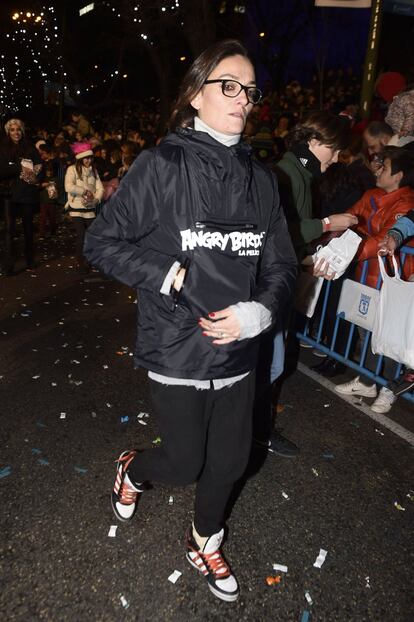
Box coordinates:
[326,213,358,232]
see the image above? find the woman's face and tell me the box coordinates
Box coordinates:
[8,123,23,144]
[191,54,255,136]
[308,139,339,173]
[82,156,92,168]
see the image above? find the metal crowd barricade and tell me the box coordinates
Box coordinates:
[296,245,414,404]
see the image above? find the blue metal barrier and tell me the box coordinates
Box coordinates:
[296,246,414,404]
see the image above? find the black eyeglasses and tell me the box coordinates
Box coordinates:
[204,79,262,105]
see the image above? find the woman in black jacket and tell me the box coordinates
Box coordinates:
[0,119,42,274]
[84,40,297,602]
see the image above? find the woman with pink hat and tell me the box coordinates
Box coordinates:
[64,142,103,274]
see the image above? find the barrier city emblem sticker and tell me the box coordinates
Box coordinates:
[359,293,371,316]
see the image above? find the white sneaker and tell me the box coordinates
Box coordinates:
[371,387,396,414]
[186,526,239,602]
[335,376,377,398]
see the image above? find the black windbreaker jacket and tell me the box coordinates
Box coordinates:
[84,128,297,379]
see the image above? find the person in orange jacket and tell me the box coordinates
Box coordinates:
[334,146,414,414]
[347,146,414,288]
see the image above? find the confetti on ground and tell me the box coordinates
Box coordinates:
[51,382,57,387]
[365,576,371,588]
[74,466,87,474]
[103,365,109,369]
[108,525,118,537]
[152,437,162,445]
[323,403,330,408]
[266,575,281,586]
[375,428,385,436]
[313,548,328,568]
[282,492,289,499]
[119,595,129,609]
[272,563,288,573]
[120,416,129,423]
[137,412,149,419]
[305,591,313,605]
[311,468,319,477]
[168,496,174,505]
[168,570,182,584]
[138,419,147,426]
[38,458,49,466]
[60,412,66,419]
[407,492,414,502]
[91,412,97,418]
[394,501,406,511]
[106,403,113,408]
[322,451,334,460]
[0,466,11,478]
[32,375,41,380]
[301,610,311,622]
[31,448,42,455]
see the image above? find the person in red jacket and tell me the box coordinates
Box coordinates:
[335,146,414,413]
[347,146,414,288]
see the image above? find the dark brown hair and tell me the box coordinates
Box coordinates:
[382,146,414,188]
[169,39,253,131]
[287,111,351,151]
[75,158,97,179]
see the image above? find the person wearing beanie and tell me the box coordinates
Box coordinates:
[0,118,43,275]
[64,142,103,274]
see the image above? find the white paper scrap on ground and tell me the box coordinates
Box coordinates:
[168,570,182,584]
[119,594,129,609]
[60,412,66,419]
[313,548,328,568]
[108,525,118,537]
[282,492,289,499]
[272,563,288,573]
[168,495,174,505]
[305,591,313,605]
[138,419,147,426]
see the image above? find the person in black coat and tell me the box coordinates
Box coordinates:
[0,119,43,274]
[84,40,297,602]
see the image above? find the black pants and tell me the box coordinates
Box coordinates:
[4,200,36,270]
[127,373,255,537]
[72,217,94,264]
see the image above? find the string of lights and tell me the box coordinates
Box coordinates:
[0,5,62,113]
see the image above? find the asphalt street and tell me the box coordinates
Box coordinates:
[1,220,413,622]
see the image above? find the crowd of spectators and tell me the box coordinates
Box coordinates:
[1,67,414,416]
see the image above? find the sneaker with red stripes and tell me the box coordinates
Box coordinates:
[185,526,239,602]
[111,450,143,522]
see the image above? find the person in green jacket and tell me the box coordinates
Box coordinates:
[255,111,358,458]
[276,111,358,261]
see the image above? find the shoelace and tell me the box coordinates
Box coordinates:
[116,451,137,505]
[119,482,138,505]
[200,550,231,579]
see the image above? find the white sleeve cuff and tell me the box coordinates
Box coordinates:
[230,301,272,340]
[160,261,181,295]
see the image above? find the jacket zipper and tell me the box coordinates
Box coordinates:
[195,220,257,231]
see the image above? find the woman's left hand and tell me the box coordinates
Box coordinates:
[199,307,241,344]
